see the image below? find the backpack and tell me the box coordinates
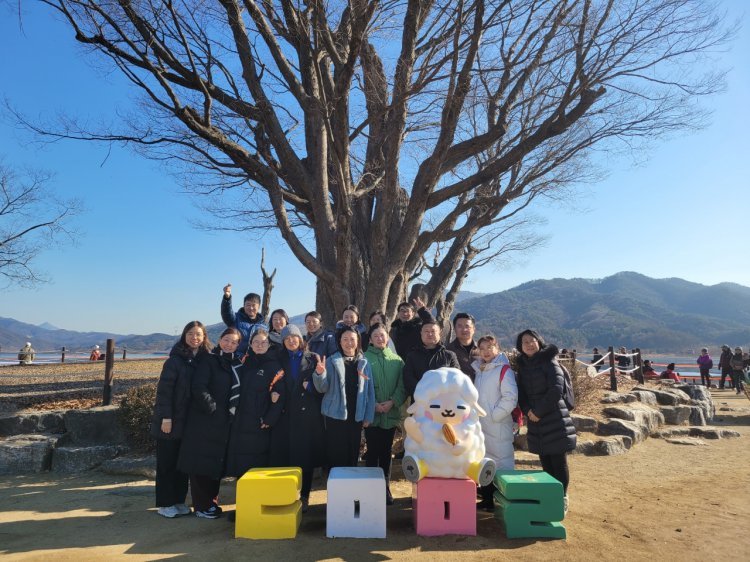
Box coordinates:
[499,364,525,428]
[560,363,575,411]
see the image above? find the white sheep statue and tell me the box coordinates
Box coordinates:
[402,367,496,486]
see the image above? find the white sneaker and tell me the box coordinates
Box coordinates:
[563,495,569,514]
[175,503,191,516]
[157,505,181,518]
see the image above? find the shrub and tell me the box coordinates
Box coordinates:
[118,382,157,452]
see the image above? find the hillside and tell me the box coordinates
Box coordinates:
[2,272,749,353]
[459,272,750,352]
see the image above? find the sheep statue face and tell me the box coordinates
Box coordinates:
[402,367,496,486]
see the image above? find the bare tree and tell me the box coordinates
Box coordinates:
[0,161,80,286]
[17,0,733,322]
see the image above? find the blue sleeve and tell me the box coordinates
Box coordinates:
[221,296,236,327]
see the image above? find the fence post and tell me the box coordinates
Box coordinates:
[122,346,127,361]
[103,338,115,406]
[608,345,617,392]
[61,346,66,363]
[635,348,644,384]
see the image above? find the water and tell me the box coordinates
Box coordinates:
[575,353,719,382]
[0,351,168,366]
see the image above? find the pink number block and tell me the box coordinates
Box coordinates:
[412,477,477,536]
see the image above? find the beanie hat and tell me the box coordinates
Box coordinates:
[281,324,303,340]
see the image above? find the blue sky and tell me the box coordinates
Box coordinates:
[1,1,748,336]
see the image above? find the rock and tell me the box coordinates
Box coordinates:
[651,427,690,439]
[590,436,631,456]
[597,418,649,444]
[630,391,658,406]
[573,440,595,455]
[0,434,58,474]
[601,392,637,404]
[602,403,664,433]
[63,406,126,445]
[100,455,156,479]
[688,406,706,426]
[650,388,691,406]
[665,437,706,446]
[719,429,741,439]
[52,445,124,473]
[571,414,598,433]
[659,405,692,425]
[688,427,721,439]
[0,410,66,437]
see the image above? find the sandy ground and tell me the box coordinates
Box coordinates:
[1,391,749,561]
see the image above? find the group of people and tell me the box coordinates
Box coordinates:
[151,285,577,520]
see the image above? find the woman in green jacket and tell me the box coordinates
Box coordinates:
[364,322,406,505]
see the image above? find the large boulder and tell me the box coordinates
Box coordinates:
[597,418,649,444]
[0,411,66,437]
[601,392,637,404]
[52,445,124,473]
[571,414,598,433]
[573,440,595,455]
[602,403,664,433]
[650,388,691,406]
[0,434,58,474]
[630,391,658,406]
[63,406,126,445]
[659,405,693,425]
[590,436,632,456]
[689,406,707,426]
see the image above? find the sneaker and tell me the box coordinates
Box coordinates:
[195,505,222,519]
[175,503,191,516]
[563,495,569,514]
[157,505,180,518]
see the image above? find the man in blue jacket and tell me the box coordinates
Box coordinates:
[221,283,268,358]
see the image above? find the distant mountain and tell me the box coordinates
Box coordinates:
[0,317,175,353]
[37,322,61,331]
[2,273,748,353]
[459,272,750,353]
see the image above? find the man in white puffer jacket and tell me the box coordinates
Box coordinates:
[471,335,519,511]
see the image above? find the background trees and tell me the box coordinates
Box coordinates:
[27,0,731,324]
[0,162,80,286]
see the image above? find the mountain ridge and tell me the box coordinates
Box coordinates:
[1,272,748,353]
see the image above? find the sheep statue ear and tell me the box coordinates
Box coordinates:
[474,403,487,417]
[406,402,417,415]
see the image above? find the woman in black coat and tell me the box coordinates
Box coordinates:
[224,329,286,478]
[151,320,212,518]
[515,329,576,513]
[269,324,325,512]
[177,328,242,519]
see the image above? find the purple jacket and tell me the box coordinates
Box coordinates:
[696,354,713,374]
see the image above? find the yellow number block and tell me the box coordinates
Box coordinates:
[235,467,302,539]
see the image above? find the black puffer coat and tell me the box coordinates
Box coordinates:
[177,349,238,479]
[403,344,460,398]
[224,352,286,478]
[269,350,326,470]
[151,343,208,440]
[517,344,577,455]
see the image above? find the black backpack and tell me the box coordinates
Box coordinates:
[560,364,575,411]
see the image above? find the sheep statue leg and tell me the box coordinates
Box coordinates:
[402,454,428,483]
[467,457,496,487]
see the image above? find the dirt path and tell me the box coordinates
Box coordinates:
[1,391,749,561]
